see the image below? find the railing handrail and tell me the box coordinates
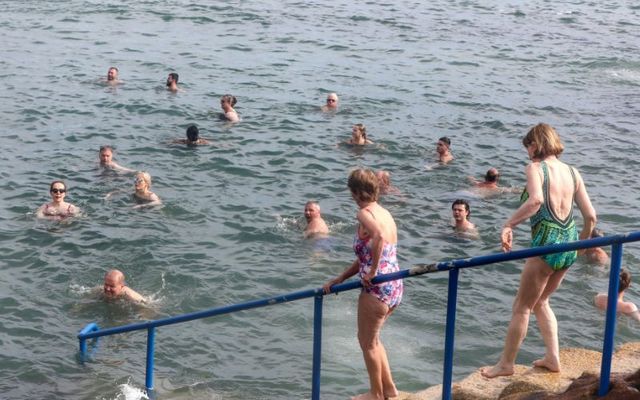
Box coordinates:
[77,232,640,399]
[78,233,637,340]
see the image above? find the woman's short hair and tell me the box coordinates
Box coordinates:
[620,268,631,293]
[348,168,379,203]
[50,180,66,192]
[136,171,152,188]
[522,123,564,158]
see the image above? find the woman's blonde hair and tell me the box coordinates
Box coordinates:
[354,124,367,141]
[348,168,379,203]
[522,123,564,158]
[136,171,152,188]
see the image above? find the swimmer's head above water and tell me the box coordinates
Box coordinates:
[186,125,199,142]
[107,66,118,81]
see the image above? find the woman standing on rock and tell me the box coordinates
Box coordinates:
[481,123,596,378]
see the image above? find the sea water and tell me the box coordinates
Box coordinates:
[1,1,639,399]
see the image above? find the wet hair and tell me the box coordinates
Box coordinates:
[485,169,499,183]
[590,228,605,238]
[221,94,237,107]
[168,72,179,83]
[50,180,66,192]
[354,124,367,141]
[136,171,152,188]
[348,168,379,203]
[522,123,564,158]
[186,125,199,142]
[99,145,114,154]
[620,269,631,293]
[452,199,470,217]
[439,137,451,147]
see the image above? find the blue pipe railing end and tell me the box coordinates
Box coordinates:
[78,322,100,362]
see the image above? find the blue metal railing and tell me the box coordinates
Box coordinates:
[77,232,640,399]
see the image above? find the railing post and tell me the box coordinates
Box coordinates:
[598,242,623,396]
[311,293,323,400]
[146,327,156,396]
[78,323,100,362]
[441,268,459,400]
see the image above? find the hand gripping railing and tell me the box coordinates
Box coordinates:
[78,231,640,400]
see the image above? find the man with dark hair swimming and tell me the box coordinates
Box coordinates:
[166,72,179,92]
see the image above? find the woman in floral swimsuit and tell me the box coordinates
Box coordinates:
[323,168,403,400]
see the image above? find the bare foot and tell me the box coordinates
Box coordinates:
[480,364,515,378]
[533,357,560,372]
[351,392,384,400]
[384,383,398,398]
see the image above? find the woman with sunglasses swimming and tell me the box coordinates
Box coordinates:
[133,171,161,208]
[36,180,80,220]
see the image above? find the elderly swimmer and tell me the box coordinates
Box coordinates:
[303,201,329,238]
[103,269,146,303]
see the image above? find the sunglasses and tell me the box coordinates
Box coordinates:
[51,188,66,194]
[326,99,336,103]
[135,178,146,184]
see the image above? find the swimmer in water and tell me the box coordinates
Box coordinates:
[303,201,329,238]
[376,170,401,196]
[106,66,121,84]
[133,171,161,208]
[435,136,453,164]
[99,146,135,174]
[321,92,339,112]
[166,72,179,92]
[468,168,520,196]
[594,269,640,321]
[220,94,239,122]
[581,227,609,265]
[451,199,477,236]
[172,124,210,145]
[103,269,147,303]
[36,180,80,220]
[346,124,373,145]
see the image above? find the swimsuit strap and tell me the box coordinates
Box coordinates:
[541,161,574,227]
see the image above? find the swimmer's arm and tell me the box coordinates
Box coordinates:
[69,204,80,216]
[104,189,124,200]
[123,287,147,303]
[503,163,544,229]
[110,162,136,174]
[36,204,47,218]
[572,168,597,241]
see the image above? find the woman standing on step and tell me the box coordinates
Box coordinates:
[481,123,596,378]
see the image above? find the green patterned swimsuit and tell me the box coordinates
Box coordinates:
[520,161,578,271]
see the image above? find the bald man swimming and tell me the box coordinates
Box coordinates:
[103,269,146,303]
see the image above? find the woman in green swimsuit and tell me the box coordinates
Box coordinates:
[481,123,596,378]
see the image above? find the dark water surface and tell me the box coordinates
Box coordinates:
[1,1,639,399]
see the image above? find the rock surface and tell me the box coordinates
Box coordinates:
[395,343,640,400]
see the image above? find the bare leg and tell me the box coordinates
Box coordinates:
[481,257,553,378]
[532,268,568,372]
[353,292,393,400]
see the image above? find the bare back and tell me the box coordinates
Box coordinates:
[540,158,576,221]
[358,203,397,244]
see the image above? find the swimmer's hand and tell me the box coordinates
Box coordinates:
[361,271,376,288]
[501,226,513,252]
[323,278,342,294]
